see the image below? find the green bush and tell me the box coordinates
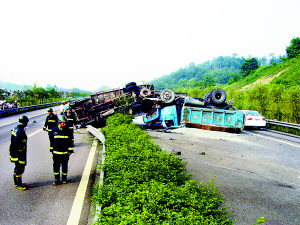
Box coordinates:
[92,114,234,224]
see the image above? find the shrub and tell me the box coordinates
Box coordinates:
[92,113,235,224]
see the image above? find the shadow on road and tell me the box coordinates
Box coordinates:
[27,175,82,189]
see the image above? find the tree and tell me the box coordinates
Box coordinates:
[240,58,259,77]
[286,37,300,59]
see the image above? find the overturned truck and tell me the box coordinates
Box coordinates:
[70,82,244,132]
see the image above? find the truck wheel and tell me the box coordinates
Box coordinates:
[211,89,226,105]
[125,82,137,92]
[140,88,152,97]
[160,89,175,103]
[125,82,136,89]
[126,85,137,93]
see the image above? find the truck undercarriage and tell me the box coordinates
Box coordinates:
[69,82,244,132]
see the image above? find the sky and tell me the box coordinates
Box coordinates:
[0,0,299,91]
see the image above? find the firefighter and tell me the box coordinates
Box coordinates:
[51,115,73,185]
[9,115,29,190]
[65,106,76,147]
[43,108,58,151]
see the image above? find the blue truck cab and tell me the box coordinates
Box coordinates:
[143,105,245,132]
[143,105,180,129]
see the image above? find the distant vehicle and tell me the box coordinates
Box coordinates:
[240,110,266,128]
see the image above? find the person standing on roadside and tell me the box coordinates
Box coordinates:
[51,115,73,185]
[65,106,76,148]
[43,108,58,152]
[9,115,29,190]
[60,101,69,115]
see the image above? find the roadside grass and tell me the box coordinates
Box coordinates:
[92,113,235,224]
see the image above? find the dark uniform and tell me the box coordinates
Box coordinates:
[43,108,58,151]
[51,115,73,185]
[9,116,29,190]
[65,108,76,148]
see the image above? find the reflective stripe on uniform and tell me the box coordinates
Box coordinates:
[54,135,68,139]
[69,127,74,129]
[67,118,74,121]
[12,131,17,136]
[54,172,60,175]
[53,151,68,154]
[68,147,74,150]
[48,129,52,131]
[48,120,57,122]
[10,156,18,162]
[62,172,67,176]
[19,160,26,164]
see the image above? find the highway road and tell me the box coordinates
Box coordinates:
[1,109,299,224]
[147,127,300,225]
[0,107,99,225]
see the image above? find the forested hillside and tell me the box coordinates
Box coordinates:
[177,57,300,123]
[151,55,280,90]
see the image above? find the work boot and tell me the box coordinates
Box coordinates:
[15,175,27,190]
[52,175,60,186]
[61,174,67,184]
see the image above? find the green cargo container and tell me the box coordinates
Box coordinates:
[181,106,245,132]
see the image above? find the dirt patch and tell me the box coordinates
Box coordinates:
[241,68,288,91]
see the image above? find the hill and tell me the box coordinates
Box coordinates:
[0,81,32,91]
[150,55,280,90]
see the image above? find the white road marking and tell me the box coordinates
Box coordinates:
[67,138,98,225]
[0,112,47,127]
[28,129,43,137]
[244,131,300,149]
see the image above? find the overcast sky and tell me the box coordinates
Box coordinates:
[0,0,299,91]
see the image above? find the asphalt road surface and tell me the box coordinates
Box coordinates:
[0,107,98,225]
[147,127,300,225]
[2,109,299,225]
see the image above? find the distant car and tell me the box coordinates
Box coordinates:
[240,110,266,128]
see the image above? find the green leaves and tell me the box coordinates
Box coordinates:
[286,37,300,59]
[240,58,259,77]
[92,113,234,224]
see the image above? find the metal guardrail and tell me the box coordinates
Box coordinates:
[0,100,73,117]
[86,125,105,224]
[0,102,57,113]
[266,119,300,130]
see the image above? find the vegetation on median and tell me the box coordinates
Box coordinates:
[92,113,235,224]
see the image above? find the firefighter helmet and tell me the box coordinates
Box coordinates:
[19,115,29,126]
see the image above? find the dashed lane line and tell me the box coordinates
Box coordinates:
[67,138,98,225]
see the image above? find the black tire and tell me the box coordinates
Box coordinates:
[211,89,226,105]
[125,82,136,89]
[125,84,137,93]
